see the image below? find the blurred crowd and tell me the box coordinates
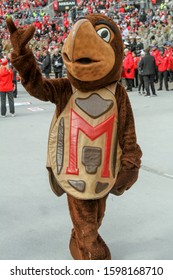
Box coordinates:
[1,0,173,93]
[1,1,173,55]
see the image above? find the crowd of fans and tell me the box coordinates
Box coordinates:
[1,0,173,92]
[1,1,173,53]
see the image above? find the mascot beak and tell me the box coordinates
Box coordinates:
[62,18,115,81]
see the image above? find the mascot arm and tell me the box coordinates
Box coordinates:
[111,84,142,196]
[6,17,72,105]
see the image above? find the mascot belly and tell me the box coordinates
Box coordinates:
[48,84,122,199]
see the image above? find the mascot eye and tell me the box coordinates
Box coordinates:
[96,28,111,42]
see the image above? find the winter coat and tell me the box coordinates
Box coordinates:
[157,54,169,72]
[151,49,160,63]
[52,54,63,73]
[0,66,14,92]
[135,42,144,57]
[168,56,173,71]
[138,53,156,76]
[122,51,135,79]
[164,47,173,59]
[133,56,140,69]
[42,53,51,74]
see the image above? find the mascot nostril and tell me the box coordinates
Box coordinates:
[7,13,142,260]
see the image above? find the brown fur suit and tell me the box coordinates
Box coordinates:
[6,14,142,260]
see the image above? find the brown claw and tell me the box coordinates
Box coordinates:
[6,16,17,34]
[24,25,36,42]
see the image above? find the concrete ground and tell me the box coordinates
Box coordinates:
[0,82,173,260]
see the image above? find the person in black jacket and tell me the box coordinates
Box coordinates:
[138,47,157,97]
[135,36,144,57]
[41,49,51,79]
[52,49,63,78]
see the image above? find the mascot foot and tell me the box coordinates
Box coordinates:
[69,229,111,260]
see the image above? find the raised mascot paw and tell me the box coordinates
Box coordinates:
[6,16,35,56]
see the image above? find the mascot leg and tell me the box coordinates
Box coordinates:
[67,194,111,260]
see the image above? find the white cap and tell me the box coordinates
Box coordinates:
[124,48,129,52]
[124,41,130,45]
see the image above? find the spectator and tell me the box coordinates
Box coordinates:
[122,48,135,92]
[135,36,144,57]
[151,45,160,83]
[139,8,147,23]
[157,48,169,91]
[7,52,18,98]
[0,58,15,117]
[34,49,43,69]
[129,36,136,52]
[41,49,51,79]
[168,51,173,83]
[138,47,157,97]
[132,51,140,88]
[138,51,146,95]
[52,48,63,78]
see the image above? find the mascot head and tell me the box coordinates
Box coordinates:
[62,14,124,92]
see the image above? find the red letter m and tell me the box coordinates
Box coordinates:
[66,109,116,177]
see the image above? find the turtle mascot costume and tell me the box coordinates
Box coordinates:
[6,14,142,260]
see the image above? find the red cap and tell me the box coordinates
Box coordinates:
[0,58,8,66]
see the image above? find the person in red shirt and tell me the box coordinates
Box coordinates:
[119,5,125,13]
[164,43,173,59]
[122,48,135,91]
[151,45,160,61]
[0,58,15,117]
[164,43,173,83]
[132,51,140,88]
[168,51,173,83]
[157,48,169,91]
[33,18,42,30]
[63,17,69,33]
